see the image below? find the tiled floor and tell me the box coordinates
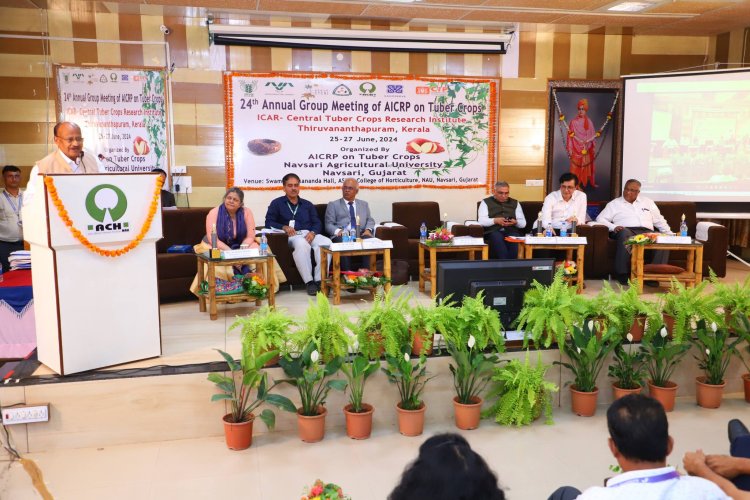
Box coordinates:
[2,259,748,499]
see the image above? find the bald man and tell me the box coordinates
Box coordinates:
[35,122,99,174]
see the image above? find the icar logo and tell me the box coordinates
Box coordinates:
[85,184,130,233]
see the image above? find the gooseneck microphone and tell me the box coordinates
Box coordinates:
[98,153,124,169]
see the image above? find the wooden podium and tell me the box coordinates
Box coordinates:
[22,173,163,375]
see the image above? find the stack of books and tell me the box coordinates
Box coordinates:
[8,250,31,270]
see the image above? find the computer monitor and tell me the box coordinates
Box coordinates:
[436,259,555,329]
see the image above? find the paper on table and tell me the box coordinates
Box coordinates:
[330,242,362,251]
[362,238,394,249]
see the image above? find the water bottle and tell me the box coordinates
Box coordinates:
[210,223,218,249]
[570,216,577,236]
[536,212,543,236]
[342,227,351,243]
[419,222,427,243]
[560,221,568,237]
[259,233,268,256]
[545,223,554,237]
[680,214,688,237]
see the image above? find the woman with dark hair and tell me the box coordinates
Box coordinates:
[389,433,506,500]
[205,187,257,251]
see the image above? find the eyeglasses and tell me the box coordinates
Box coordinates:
[624,188,640,193]
[560,185,576,190]
[56,136,84,144]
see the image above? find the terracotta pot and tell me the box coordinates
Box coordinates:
[662,313,675,338]
[262,349,280,368]
[743,374,750,404]
[223,413,254,450]
[570,386,599,417]
[297,407,327,443]
[453,396,482,430]
[344,403,374,440]
[411,329,434,356]
[696,376,725,409]
[396,402,426,437]
[612,383,642,400]
[648,380,678,412]
[726,310,736,333]
[628,315,647,342]
[368,331,385,358]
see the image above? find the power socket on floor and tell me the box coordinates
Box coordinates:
[2,404,50,425]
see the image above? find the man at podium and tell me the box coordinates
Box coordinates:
[35,122,99,174]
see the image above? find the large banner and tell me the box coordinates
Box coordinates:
[57,66,168,173]
[225,73,497,190]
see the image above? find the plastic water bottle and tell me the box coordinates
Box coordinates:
[560,221,568,237]
[680,214,688,237]
[259,233,268,255]
[570,216,577,236]
[545,223,554,237]
[342,227,350,243]
[419,222,428,243]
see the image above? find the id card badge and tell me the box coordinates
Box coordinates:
[289,220,296,229]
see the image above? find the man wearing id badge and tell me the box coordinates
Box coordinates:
[0,166,24,272]
[265,173,331,296]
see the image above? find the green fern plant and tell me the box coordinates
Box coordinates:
[611,281,659,336]
[483,351,558,426]
[580,281,623,335]
[230,306,296,356]
[711,274,750,331]
[515,267,586,348]
[292,294,354,362]
[661,277,721,343]
[356,288,411,359]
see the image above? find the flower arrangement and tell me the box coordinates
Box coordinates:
[301,479,350,500]
[558,260,577,276]
[242,273,269,299]
[45,175,162,258]
[341,269,390,290]
[424,227,454,246]
[625,233,656,245]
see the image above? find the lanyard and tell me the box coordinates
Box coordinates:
[287,202,299,219]
[610,470,680,488]
[3,190,22,221]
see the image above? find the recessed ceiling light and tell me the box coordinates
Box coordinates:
[607,2,656,12]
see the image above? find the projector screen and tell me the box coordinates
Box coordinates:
[622,69,750,203]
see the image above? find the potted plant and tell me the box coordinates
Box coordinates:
[516,267,586,348]
[640,325,691,412]
[230,306,296,366]
[580,282,622,337]
[689,319,745,409]
[711,274,750,331]
[442,291,505,430]
[608,333,647,399]
[340,354,380,439]
[611,282,659,341]
[484,351,558,427]
[382,349,434,436]
[555,320,619,417]
[291,294,353,362]
[208,348,295,450]
[279,342,347,443]
[356,288,411,359]
[661,278,720,342]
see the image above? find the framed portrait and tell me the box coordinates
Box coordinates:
[545,80,623,205]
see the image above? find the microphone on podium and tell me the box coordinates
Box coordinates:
[98,153,123,170]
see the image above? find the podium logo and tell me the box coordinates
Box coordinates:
[85,184,130,234]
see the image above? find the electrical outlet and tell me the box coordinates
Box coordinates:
[525,179,544,187]
[2,404,50,425]
[171,165,187,174]
[173,176,192,194]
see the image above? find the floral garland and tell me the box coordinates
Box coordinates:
[424,227,454,246]
[44,176,162,258]
[242,273,269,299]
[625,233,657,245]
[552,89,618,168]
[301,479,350,500]
[341,270,390,290]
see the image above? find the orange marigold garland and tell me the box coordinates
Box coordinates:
[44,176,163,258]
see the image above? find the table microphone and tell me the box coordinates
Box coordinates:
[97,153,124,169]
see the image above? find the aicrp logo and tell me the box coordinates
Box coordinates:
[85,184,130,234]
[359,81,376,96]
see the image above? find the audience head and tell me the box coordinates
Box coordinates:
[342,177,359,202]
[607,394,672,466]
[151,168,167,185]
[388,433,505,500]
[622,179,641,203]
[493,181,510,202]
[2,165,21,190]
[223,187,244,213]
[282,173,301,201]
[53,122,84,161]
[558,173,579,201]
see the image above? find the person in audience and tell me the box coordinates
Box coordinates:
[684,451,749,499]
[152,168,176,208]
[205,187,257,251]
[548,394,730,500]
[541,172,587,234]
[35,122,99,174]
[266,173,331,296]
[389,433,506,500]
[324,177,375,270]
[478,180,526,259]
[0,165,24,272]
[683,418,750,495]
[595,179,671,286]
[567,98,598,188]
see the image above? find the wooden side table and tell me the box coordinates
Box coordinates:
[516,240,586,293]
[630,242,703,294]
[195,252,275,320]
[320,246,391,305]
[418,242,488,298]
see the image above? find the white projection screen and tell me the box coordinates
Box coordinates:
[622,68,750,203]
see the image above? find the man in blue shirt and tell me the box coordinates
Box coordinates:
[265,173,331,295]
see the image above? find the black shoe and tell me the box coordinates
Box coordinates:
[644,280,660,287]
[315,280,321,291]
[729,419,750,444]
[306,281,318,296]
[614,274,629,286]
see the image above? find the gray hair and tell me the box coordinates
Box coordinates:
[224,187,244,204]
[494,181,509,189]
[625,179,642,188]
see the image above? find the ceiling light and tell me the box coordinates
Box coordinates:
[607,2,656,12]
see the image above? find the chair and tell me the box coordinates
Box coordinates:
[391,202,441,279]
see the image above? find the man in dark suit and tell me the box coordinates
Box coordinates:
[324,177,376,270]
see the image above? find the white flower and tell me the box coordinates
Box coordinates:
[626,333,634,343]
[711,322,717,332]
[310,350,320,363]
[404,352,410,362]
[706,348,710,356]
[690,319,697,330]
[576,347,581,354]
[587,320,594,332]
[468,335,476,349]
[660,327,668,338]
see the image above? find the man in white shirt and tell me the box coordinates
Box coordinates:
[35,122,100,174]
[596,179,671,285]
[478,181,526,259]
[0,165,24,272]
[548,394,730,500]
[541,173,588,232]
[324,177,375,270]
